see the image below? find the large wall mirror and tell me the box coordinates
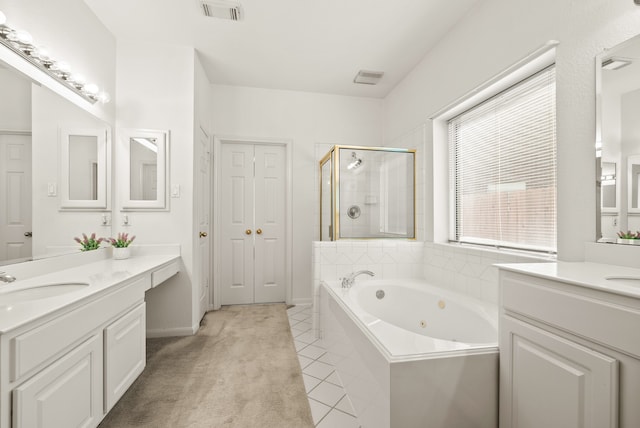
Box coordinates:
[0,59,112,265]
[596,33,640,243]
[119,129,168,210]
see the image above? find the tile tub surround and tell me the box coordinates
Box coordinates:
[311,240,425,335]
[422,242,554,305]
[287,304,360,428]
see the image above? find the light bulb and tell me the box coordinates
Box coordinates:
[56,61,71,73]
[15,30,32,45]
[97,91,111,103]
[36,45,50,61]
[0,11,6,26]
[70,73,86,85]
[83,83,99,95]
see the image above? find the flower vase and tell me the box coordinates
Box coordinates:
[113,247,131,260]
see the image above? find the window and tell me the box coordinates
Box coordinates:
[449,65,556,253]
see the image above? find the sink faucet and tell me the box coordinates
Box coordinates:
[0,272,16,283]
[341,270,375,288]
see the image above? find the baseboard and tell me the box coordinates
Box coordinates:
[289,297,312,306]
[146,325,198,338]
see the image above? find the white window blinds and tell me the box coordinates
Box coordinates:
[449,65,557,253]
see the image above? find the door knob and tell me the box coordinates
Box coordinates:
[245,229,252,235]
[24,231,33,237]
[256,229,263,235]
[199,232,208,238]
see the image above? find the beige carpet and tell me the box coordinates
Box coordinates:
[99,304,314,428]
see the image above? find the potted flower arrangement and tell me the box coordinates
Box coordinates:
[616,230,640,245]
[74,233,104,251]
[108,232,136,260]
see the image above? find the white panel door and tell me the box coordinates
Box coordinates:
[196,126,211,318]
[254,145,286,303]
[220,142,286,305]
[220,143,255,305]
[0,134,32,262]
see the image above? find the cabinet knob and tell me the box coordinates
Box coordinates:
[256,229,263,235]
[245,229,252,235]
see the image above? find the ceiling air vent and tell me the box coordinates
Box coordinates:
[199,0,243,21]
[353,70,384,85]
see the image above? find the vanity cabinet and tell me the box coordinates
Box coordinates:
[104,302,146,412]
[12,335,103,428]
[499,268,640,428]
[0,276,149,428]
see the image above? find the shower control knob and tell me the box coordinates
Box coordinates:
[245,229,252,235]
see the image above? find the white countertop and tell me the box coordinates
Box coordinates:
[0,254,180,334]
[496,261,640,299]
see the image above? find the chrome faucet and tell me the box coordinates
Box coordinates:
[341,270,375,288]
[0,272,16,283]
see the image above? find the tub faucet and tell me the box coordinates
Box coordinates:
[0,272,16,283]
[341,270,375,288]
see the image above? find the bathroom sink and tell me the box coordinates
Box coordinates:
[0,282,90,305]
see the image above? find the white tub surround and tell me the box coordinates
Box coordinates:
[498,262,640,428]
[0,249,180,428]
[319,278,498,428]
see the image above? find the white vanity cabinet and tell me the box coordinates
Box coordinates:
[499,267,640,428]
[0,276,149,428]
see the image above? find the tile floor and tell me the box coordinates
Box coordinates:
[287,304,361,428]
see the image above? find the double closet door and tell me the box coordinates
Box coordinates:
[220,143,286,305]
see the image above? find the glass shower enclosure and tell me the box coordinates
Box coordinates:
[320,145,415,240]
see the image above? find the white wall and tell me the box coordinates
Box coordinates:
[116,42,196,335]
[0,68,31,130]
[0,0,116,123]
[211,85,384,303]
[383,0,640,262]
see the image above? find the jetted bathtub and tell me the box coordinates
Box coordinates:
[319,278,499,428]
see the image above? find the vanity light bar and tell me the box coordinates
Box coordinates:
[0,10,110,104]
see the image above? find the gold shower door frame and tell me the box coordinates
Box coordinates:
[319,144,416,241]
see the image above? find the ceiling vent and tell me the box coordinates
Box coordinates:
[199,0,243,21]
[353,70,384,85]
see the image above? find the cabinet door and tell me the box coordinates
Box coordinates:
[104,303,146,412]
[500,316,618,428]
[13,334,102,428]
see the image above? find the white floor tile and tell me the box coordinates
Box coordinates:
[324,371,342,387]
[317,352,334,365]
[334,395,356,416]
[303,374,322,393]
[298,354,314,369]
[308,398,331,425]
[290,312,311,322]
[295,331,318,344]
[292,325,312,336]
[316,408,359,428]
[295,320,313,330]
[298,344,326,360]
[303,361,334,380]
[294,340,309,352]
[308,381,345,407]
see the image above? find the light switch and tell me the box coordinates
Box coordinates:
[123,214,131,226]
[47,182,57,197]
[171,184,180,198]
[101,214,111,226]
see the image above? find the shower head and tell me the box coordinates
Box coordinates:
[347,152,362,170]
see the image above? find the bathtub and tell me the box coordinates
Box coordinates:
[319,278,499,428]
